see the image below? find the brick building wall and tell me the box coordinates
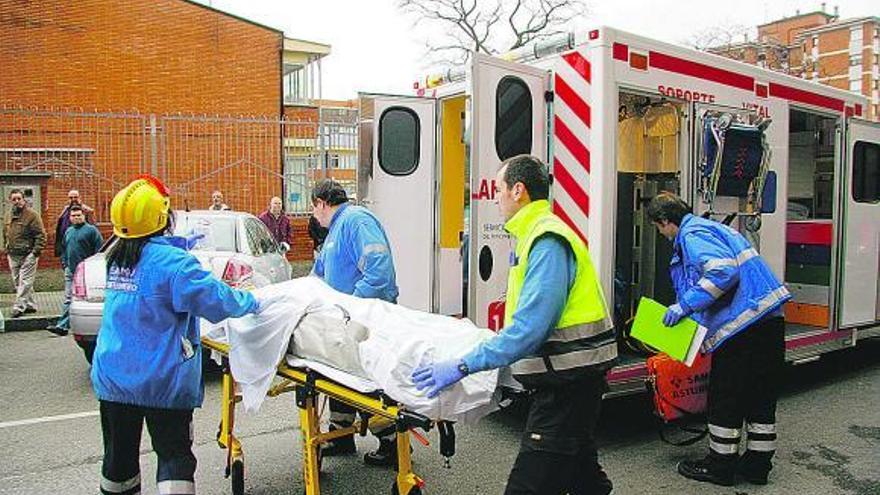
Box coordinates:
[0,0,282,116]
[0,0,329,269]
[759,12,834,45]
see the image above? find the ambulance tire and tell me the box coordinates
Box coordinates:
[391,482,422,495]
[231,459,244,495]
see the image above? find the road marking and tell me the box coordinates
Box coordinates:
[0,411,99,430]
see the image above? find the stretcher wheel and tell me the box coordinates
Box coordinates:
[391,482,422,495]
[231,459,244,495]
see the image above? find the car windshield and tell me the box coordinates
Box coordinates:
[174,215,237,252]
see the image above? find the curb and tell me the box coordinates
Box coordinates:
[3,315,60,332]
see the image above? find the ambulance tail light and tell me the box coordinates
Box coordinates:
[222,258,254,289]
[72,262,88,300]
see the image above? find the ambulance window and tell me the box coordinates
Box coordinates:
[495,76,532,160]
[378,107,420,175]
[852,141,880,203]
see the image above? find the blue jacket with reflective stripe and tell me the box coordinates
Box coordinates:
[91,236,258,409]
[313,203,399,302]
[671,214,790,352]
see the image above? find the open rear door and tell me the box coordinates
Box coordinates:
[359,94,436,311]
[838,119,880,328]
[468,53,548,329]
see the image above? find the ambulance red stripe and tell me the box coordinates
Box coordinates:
[648,50,754,91]
[562,51,591,83]
[554,115,590,173]
[553,157,590,217]
[615,43,851,114]
[769,82,846,112]
[555,74,591,128]
[553,200,587,244]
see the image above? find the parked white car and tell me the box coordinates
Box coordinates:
[70,210,293,363]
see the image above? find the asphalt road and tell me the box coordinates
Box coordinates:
[1,331,878,495]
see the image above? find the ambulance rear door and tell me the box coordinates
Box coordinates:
[838,118,880,328]
[468,53,549,329]
[359,94,437,312]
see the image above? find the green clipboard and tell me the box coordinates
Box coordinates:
[631,297,706,365]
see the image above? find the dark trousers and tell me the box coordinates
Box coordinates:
[504,373,612,495]
[329,398,395,439]
[707,316,785,469]
[99,400,196,495]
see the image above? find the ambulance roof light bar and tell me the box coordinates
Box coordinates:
[421,31,581,89]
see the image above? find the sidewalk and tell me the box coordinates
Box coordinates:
[0,291,64,332]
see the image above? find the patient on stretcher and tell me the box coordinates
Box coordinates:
[203,277,500,423]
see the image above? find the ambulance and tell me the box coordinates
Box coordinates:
[356,26,880,395]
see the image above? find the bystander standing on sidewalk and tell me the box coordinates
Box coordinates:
[208,190,230,211]
[3,189,47,318]
[258,197,291,246]
[49,205,103,336]
[54,189,95,261]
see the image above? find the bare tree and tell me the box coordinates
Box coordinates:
[398,0,587,66]
[686,24,752,52]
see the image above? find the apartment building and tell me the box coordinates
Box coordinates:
[709,6,879,120]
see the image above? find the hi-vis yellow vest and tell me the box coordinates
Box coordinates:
[503,200,617,381]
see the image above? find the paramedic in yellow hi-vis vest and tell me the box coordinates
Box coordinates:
[412,155,618,495]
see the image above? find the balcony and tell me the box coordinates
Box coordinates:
[283,37,331,106]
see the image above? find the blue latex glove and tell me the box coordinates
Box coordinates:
[254,293,285,315]
[411,360,466,399]
[166,233,206,251]
[663,303,687,327]
[185,233,206,250]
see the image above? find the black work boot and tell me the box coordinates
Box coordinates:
[677,455,736,487]
[363,437,398,468]
[47,326,69,337]
[738,450,772,485]
[321,426,356,457]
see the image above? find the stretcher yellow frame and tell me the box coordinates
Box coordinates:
[202,337,429,495]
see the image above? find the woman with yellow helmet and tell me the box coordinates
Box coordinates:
[91,175,275,495]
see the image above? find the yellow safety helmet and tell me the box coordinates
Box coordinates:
[110,175,171,239]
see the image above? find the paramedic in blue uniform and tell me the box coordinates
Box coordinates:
[412,155,617,495]
[91,176,277,495]
[309,178,401,467]
[648,192,790,487]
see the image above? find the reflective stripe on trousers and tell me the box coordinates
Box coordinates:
[708,424,741,456]
[100,474,141,495]
[157,480,195,495]
[746,422,777,452]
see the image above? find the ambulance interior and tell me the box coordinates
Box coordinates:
[614,91,685,361]
[784,109,837,332]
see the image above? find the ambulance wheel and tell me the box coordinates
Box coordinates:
[231,459,244,495]
[391,482,422,495]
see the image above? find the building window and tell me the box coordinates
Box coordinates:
[378,107,420,176]
[495,76,532,161]
[850,55,862,66]
[850,26,863,55]
[284,156,311,214]
[852,141,880,203]
[850,79,862,92]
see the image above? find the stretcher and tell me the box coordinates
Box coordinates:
[202,336,436,495]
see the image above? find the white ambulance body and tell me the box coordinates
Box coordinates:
[358,26,880,395]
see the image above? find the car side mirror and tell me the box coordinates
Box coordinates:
[280,242,290,253]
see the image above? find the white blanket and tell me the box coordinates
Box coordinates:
[205,277,499,423]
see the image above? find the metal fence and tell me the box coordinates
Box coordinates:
[0,105,358,226]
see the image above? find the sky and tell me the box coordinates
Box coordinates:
[195,0,878,99]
